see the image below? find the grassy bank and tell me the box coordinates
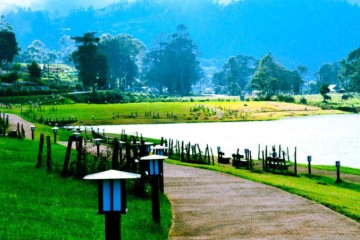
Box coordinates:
[166,159,360,223]
[0,137,172,240]
[1,100,345,126]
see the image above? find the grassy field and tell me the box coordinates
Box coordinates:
[0,137,172,240]
[166,159,360,223]
[1,99,345,126]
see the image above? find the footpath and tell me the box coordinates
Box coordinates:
[164,163,360,239]
[7,113,360,239]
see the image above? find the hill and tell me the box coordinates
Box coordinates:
[2,0,360,73]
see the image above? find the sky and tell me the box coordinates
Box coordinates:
[1,0,360,14]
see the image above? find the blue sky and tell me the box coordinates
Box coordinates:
[2,0,360,13]
[0,0,238,13]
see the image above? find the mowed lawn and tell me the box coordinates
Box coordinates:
[0,138,171,240]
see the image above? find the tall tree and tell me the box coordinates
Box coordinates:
[213,55,258,95]
[317,63,340,85]
[98,34,145,90]
[145,25,201,95]
[296,65,307,94]
[340,47,360,92]
[27,60,42,81]
[71,32,108,93]
[0,16,19,65]
[251,53,301,98]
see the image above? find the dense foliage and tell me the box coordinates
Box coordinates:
[341,47,360,92]
[98,34,145,90]
[0,16,19,64]
[144,24,202,95]
[71,32,108,93]
[213,55,258,95]
[251,53,303,99]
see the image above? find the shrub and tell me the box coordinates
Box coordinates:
[299,97,307,104]
[1,72,18,83]
[277,94,295,103]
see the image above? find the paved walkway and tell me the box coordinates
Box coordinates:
[164,163,360,239]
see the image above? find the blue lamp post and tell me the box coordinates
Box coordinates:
[84,170,140,240]
[52,127,58,143]
[140,155,167,223]
[30,125,35,140]
[151,145,168,156]
[94,138,102,158]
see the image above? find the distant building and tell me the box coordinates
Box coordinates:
[328,84,339,93]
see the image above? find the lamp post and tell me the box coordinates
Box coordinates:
[140,155,167,223]
[151,145,168,192]
[336,161,341,183]
[152,145,168,156]
[94,138,102,158]
[30,125,35,140]
[307,156,312,175]
[52,127,58,143]
[84,170,140,240]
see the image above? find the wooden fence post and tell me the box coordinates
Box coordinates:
[17,123,21,139]
[62,136,74,177]
[36,133,45,168]
[46,136,52,172]
[294,147,297,176]
[21,124,25,138]
[181,141,184,162]
[76,136,83,177]
[112,138,119,170]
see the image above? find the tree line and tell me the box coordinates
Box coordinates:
[1,14,360,97]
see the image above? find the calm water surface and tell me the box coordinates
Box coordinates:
[95,114,360,168]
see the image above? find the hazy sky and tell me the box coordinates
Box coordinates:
[2,0,360,14]
[0,0,242,13]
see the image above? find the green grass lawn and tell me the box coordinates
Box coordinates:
[0,138,171,240]
[2,100,345,126]
[166,159,360,223]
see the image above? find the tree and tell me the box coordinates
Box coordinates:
[251,53,302,98]
[250,53,279,99]
[340,47,360,92]
[27,61,42,81]
[213,55,258,95]
[145,25,201,95]
[71,32,108,93]
[319,82,330,102]
[0,16,19,65]
[317,63,340,86]
[98,34,145,90]
[296,65,307,94]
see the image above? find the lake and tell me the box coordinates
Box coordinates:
[94,114,360,169]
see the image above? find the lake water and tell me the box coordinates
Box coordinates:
[94,114,360,168]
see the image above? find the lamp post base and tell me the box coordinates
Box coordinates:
[105,213,121,240]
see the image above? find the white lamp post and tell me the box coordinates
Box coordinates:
[52,126,58,143]
[30,125,35,140]
[151,145,168,156]
[140,155,167,223]
[84,170,140,240]
[94,138,102,158]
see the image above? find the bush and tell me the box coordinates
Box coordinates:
[1,72,18,83]
[299,97,307,104]
[277,94,295,103]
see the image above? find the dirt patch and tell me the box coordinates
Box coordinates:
[164,163,360,239]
